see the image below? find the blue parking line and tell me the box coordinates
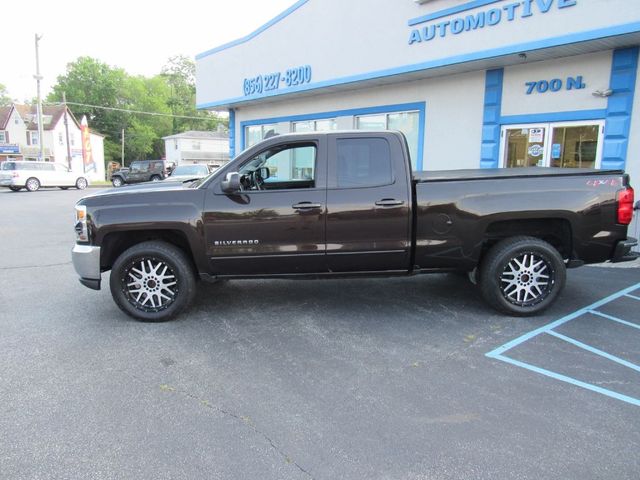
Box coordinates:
[589,310,640,330]
[486,282,640,407]
[491,353,640,407]
[486,282,640,358]
[545,330,640,373]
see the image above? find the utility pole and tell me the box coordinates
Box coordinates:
[121,129,125,167]
[34,34,45,162]
[62,91,72,170]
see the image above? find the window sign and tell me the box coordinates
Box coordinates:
[528,128,544,143]
[502,121,604,169]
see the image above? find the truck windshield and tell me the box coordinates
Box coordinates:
[172,165,209,176]
[1,162,16,170]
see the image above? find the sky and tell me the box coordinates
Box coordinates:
[2,0,297,103]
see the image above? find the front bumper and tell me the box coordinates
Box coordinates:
[612,237,639,263]
[72,244,102,290]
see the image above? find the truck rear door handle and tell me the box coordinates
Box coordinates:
[375,199,404,207]
[292,202,322,210]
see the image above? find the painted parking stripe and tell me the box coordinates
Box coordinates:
[545,330,640,373]
[624,293,640,301]
[486,282,640,407]
[589,310,640,330]
[490,353,640,407]
[486,282,640,357]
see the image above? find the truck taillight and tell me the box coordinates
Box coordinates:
[617,187,634,225]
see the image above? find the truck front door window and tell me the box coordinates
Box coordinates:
[242,144,316,190]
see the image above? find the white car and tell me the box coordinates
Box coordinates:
[165,164,211,182]
[0,161,89,192]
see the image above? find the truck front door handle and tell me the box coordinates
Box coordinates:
[375,199,404,207]
[292,202,322,210]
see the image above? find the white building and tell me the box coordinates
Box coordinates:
[195,0,640,237]
[163,130,230,169]
[0,104,105,181]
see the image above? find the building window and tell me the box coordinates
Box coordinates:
[356,111,419,166]
[29,131,39,146]
[501,121,604,169]
[70,133,75,146]
[192,141,201,150]
[0,131,6,143]
[58,132,64,145]
[245,124,278,148]
[174,140,178,150]
[292,119,337,132]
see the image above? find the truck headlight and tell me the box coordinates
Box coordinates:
[75,205,89,242]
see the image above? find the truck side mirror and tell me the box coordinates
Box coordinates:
[221,172,241,193]
[258,167,270,180]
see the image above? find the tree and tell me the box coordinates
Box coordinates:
[0,83,12,106]
[47,55,226,167]
[161,55,221,133]
[48,57,130,164]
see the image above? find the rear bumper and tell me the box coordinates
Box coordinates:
[72,244,102,290]
[611,237,639,263]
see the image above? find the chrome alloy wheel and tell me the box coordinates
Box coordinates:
[122,257,178,312]
[499,252,554,307]
[26,177,40,192]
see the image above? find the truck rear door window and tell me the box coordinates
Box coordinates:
[336,138,392,188]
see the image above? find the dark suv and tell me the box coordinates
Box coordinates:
[111,160,166,187]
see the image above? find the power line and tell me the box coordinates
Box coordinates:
[45,101,218,121]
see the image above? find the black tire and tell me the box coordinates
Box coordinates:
[112,176,124,187]
[25,177,40,192]
[75,177,88,190]
[59,187,69,190]
[110,241,197,322]
[150,175,161,182]
[9,186,21,192]
[479,236,566,316]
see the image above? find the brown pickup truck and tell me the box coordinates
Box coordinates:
[72,131,637,321]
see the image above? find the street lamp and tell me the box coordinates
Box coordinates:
[34,34,44,162]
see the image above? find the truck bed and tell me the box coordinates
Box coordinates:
[413,167,624,183]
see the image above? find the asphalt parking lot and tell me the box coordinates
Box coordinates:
[1,188,639,480]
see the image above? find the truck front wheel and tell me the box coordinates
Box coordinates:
[479,236,566,316]
[109,241,196,322]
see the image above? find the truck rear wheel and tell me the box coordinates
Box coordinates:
[109,241,196,322]
[479,236,566,316]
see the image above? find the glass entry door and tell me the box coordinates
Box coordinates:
[501,121,604,169]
